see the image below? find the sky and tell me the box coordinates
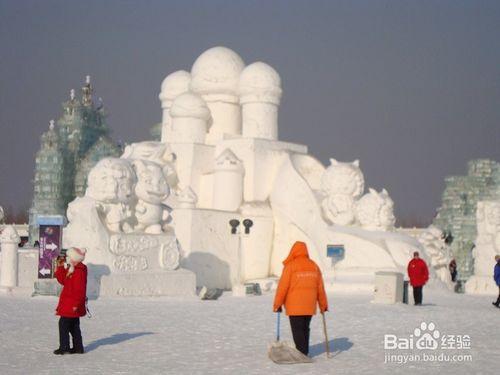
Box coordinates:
[0,0,499,225]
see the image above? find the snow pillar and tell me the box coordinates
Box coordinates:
[239,62,282,140]
[170,92,211,144]
[190,46,245,143]
[158,70,191,143]
[213,149,244,211]
[0,226,20,290]
[204,100,241,141]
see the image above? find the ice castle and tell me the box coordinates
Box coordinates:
[433,159,500,280]
[28,77,121,241]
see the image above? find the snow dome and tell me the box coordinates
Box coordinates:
[170,92,211,121]
[239,62,282,105]
[170,92,211,144]
[159,70,191,108]
[190,46,245,102]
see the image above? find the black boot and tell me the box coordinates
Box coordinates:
[53,348,71,355]
[70,347,85,354]
[493,295,500,308]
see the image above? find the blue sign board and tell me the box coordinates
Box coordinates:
[327,244,345,260]
[36,215,65,226]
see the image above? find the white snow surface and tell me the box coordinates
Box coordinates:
[0,289,497,375]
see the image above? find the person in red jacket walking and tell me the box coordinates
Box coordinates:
[53,247,88,355]
[407,251,429,306]
[273,241,328,356]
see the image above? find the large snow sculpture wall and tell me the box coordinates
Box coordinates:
[64,155,195,297]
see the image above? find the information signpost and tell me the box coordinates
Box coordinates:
[36,215,64,279]
[326,244,345,266]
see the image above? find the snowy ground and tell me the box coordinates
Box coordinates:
[0,289,498,375]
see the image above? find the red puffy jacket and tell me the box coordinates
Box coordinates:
[55,263,87,318]
[407,258,429,287]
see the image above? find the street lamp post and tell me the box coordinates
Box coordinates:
[229,218,253,297]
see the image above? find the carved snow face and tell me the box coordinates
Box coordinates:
[133,160,170,204]
[86,158,136,203]
[355,188,395,231]
[121,141,178,187]
[321,159,365,198]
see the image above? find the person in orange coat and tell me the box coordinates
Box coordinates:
[53,247,88,355]
[273,241,328,355]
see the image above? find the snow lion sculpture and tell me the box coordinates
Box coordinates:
[355,188,395,231]
[320,159,364,226]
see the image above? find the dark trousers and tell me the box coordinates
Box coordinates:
[413,286,423,305]
[495,287,500,306]
[59,317,83,351]
[289,315,312,355]
[451,271,457,282]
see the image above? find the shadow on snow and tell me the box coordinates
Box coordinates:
[85,332,155,352]
[309,337,354,358]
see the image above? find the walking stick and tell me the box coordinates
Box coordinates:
[321,312,331,358]
[276,311,281,341]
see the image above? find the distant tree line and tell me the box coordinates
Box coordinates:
[1,204,29,224]
[396,215,431,229]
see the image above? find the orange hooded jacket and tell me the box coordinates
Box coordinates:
[273,241,328,316]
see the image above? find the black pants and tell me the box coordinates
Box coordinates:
[59,317,83,351]
[289,315,312,355]
[413,286,423,305]
[495,287,500,306]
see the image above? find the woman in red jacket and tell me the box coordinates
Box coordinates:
[53,247,88,355]
[273,241,328,356]
[407,251,429,306]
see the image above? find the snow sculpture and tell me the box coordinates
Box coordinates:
[86,158,136,233]
[170,92,212,144]
[121,141,177,187]
[0,226,21,290]
[159,70,191,142]
[65,46,436,294]
[239,62,282,140]
[355,188,395,231]
[190,46,245,142]
[320,159,364,225]
[64,155,195,297]
[466,200,500,294]
[132,159,170,234]
[417,226,453,287]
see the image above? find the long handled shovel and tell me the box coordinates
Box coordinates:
[321,312,331,358]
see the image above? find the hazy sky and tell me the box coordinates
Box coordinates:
[0,0,499,224]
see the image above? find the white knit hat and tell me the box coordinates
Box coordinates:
[66,247,87,263]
